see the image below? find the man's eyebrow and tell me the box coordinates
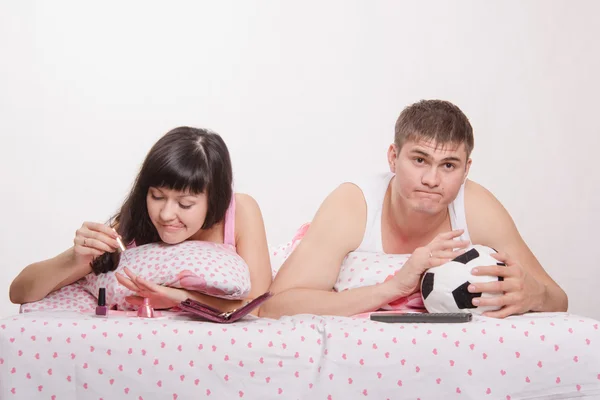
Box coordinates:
[410,149,463,163]
[441,156,463,163]
[410,149,431,158]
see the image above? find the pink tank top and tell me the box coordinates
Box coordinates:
[223,195,236,248]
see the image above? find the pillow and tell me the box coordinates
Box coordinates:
[20,282,96,313]
[335,251,409,291]
[79,240,251,310]
[335,251,425,311]
[269,241,291,279]
[269,222,310,278]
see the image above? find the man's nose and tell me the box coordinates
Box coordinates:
[421,166,440,188]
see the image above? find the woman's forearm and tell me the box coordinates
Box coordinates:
[9,248,91,304]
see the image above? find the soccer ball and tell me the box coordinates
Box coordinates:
[420,245,506,315]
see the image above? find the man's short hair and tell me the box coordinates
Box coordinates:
[394,100,474,159]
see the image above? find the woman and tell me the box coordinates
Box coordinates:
[10,126,272,313]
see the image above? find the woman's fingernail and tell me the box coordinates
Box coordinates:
[468,285,476,292]
[472,298,480,306]
[471,268,478,274]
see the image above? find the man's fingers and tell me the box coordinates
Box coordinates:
[491,252,512,265]
[469,280,506,295]
[436,230,465,240]
[482,305,520,319]
[471,264,512,278]
[433,239,470,252]
[433,249,468,260]
[473,293,507,308]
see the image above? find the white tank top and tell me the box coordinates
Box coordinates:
[350,172,471,253]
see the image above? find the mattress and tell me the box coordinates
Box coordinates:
[1,310,599,399]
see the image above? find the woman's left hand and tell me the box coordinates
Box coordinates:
[115,267,188,310]
[468,252,546,318]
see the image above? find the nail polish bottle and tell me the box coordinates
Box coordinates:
[137,298,155,318]
[96,288,107,316]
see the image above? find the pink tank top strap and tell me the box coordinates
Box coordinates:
[223,194,236,248]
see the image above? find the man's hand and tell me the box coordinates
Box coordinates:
[469,252,547,318]
[388,230,470,297]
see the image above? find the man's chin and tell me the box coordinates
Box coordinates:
[412,201,445,215]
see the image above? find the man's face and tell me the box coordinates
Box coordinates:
[388,138,471,215]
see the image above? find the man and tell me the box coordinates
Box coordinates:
[260,99,567,319]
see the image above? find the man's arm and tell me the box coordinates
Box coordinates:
[465,180,568,314]
[259,183,403,318]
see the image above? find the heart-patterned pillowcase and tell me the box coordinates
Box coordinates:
[78,240,251,310]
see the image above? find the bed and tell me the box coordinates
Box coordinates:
[1,305,599,399]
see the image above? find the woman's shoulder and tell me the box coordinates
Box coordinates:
[234,192,260,210]
[233,193,265,234]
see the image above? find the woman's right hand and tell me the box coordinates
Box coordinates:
[387,230,471,297]
[72,222,121,266]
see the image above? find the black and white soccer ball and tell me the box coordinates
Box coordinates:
[420,245,506,315]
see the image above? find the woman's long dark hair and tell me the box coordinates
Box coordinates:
[91,127,233,274]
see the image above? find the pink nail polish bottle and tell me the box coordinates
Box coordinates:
[96,288,107,316]
[137,298,155,318]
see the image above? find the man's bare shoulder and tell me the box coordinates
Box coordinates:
[464,179,516,243]
[267,182,368,295]
[464,179,496,201]
[464,179,511,211]
[331,182,367,206]
[307,182,367,249]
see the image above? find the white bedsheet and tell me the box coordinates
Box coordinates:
[1,311,599,399]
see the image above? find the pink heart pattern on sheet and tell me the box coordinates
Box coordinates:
[1,311,599,399]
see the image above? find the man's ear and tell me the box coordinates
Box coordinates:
[387,144,398,172]
[463,158,472,183]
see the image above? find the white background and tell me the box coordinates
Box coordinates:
[1,1,598,319]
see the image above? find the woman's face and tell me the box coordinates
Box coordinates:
[146,186,208,244]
